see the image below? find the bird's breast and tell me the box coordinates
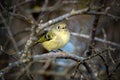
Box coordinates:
[42,30,70,51]
[57,31,70,47]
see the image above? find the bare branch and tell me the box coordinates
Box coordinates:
[0,51,84,78]
[36,8,89,33]
[33,51,83,62]
[0,47,113,78]
[0,13,19,53]
[71,32,120,48]
[85,11,120,20]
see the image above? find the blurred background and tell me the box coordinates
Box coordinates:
[0,0,120,80]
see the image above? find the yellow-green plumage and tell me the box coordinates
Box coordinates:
[36,22,70,51]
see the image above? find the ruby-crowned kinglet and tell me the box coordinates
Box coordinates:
[35,22,70,51]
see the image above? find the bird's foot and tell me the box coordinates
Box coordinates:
[50,49,63,53]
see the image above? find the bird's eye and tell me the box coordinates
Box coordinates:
[62,26,66,29]
[57,26,60,29]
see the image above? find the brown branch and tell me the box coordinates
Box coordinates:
[0,51,84,78]
[0,47,113,78]
[86,0,103,56]
[0,13,19,53]
[0,60,23,77]
[36,8,89,33]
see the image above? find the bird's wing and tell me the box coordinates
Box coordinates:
[36,30,55,43]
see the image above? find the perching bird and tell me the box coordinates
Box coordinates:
[34,22,70,51]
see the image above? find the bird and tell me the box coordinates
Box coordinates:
[34,22,70,51]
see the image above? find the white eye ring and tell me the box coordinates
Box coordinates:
[57,26,60,29]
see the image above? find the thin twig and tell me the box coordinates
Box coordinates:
[71,32,120,48]
[0,13,19,53]
[98,55,110,80]
[9,0,33,9]
[85,11,120,20]
[108,62,120,78]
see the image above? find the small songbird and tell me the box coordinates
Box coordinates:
[35,22,70,51]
